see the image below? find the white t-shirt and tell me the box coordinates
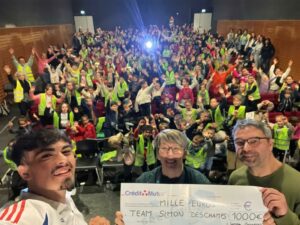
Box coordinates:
[0,192,87,225]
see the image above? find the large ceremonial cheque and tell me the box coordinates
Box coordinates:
[121,183,267,225]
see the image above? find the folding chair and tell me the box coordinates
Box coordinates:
[75,139,102,187]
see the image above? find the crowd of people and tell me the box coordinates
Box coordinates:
[1,23,300,225]
[4,24,300,174]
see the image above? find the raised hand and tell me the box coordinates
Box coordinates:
[3,65,11,75]
[8,48,14,55]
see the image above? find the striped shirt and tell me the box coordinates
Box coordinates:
[0,192,86,225]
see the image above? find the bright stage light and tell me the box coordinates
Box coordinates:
[145,41,153,49]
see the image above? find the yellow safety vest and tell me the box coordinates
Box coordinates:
[13,79,31,103]
[17,64,35,82]
[38,94,57,116]
[246,82,261,100]
[274,124,290,151]
[134,135,156,167]
[185,144,206,169]
[228,105,246,120]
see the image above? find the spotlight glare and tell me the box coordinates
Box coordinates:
[145,41,153,49]
[80,10,86,15]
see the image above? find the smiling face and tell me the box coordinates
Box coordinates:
[158,142,185,176]
[234,126,273,169]
[18,140,76,193]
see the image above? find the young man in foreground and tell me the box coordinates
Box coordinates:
[0,129,123,225]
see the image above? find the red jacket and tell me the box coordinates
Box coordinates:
[178,87,195,104]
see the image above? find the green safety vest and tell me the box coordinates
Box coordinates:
[162,62,169,71]
[182,108,198,122]
[165,71,175,85]
[273,124,290,151]
[134,134,156,167]
[246,83,261,100]
[80,49,88,60]
[96,117,106,133]
[228,105,246,120]
[163,49,171,58]
[66,90,82,107]
[17,64,35,82]
[185,144,206,169]
[198,90,210,106]
[13,79,31,103]
[38,94,57,116]
[220,48,227,56]
[87,37,94,46]
[53,111,74,129]
[101,150,117,162]
[3,147,17,170]
[104,91,119,107]
[86,69,94,87]
[117,81,129,98]
[209,107,224,129]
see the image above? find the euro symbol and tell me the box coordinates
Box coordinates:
[244,201,252,211]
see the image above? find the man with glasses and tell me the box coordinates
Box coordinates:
[136,129,210,184]
[229,119,300,225]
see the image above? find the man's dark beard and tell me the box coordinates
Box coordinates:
[60,178,75,191]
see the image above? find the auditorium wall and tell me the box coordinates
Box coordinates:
[71,0,213,30]
[0,0,74,27]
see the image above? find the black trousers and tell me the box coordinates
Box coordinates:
[17,101,31,116]
[139,103,151,117]
[273,147,287,162]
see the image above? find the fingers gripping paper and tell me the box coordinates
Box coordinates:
[121,184,267,225]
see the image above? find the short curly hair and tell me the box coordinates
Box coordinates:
[11,128,71,166]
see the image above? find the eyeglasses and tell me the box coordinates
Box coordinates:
[159,146,183,155]
[234,137,270,148]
